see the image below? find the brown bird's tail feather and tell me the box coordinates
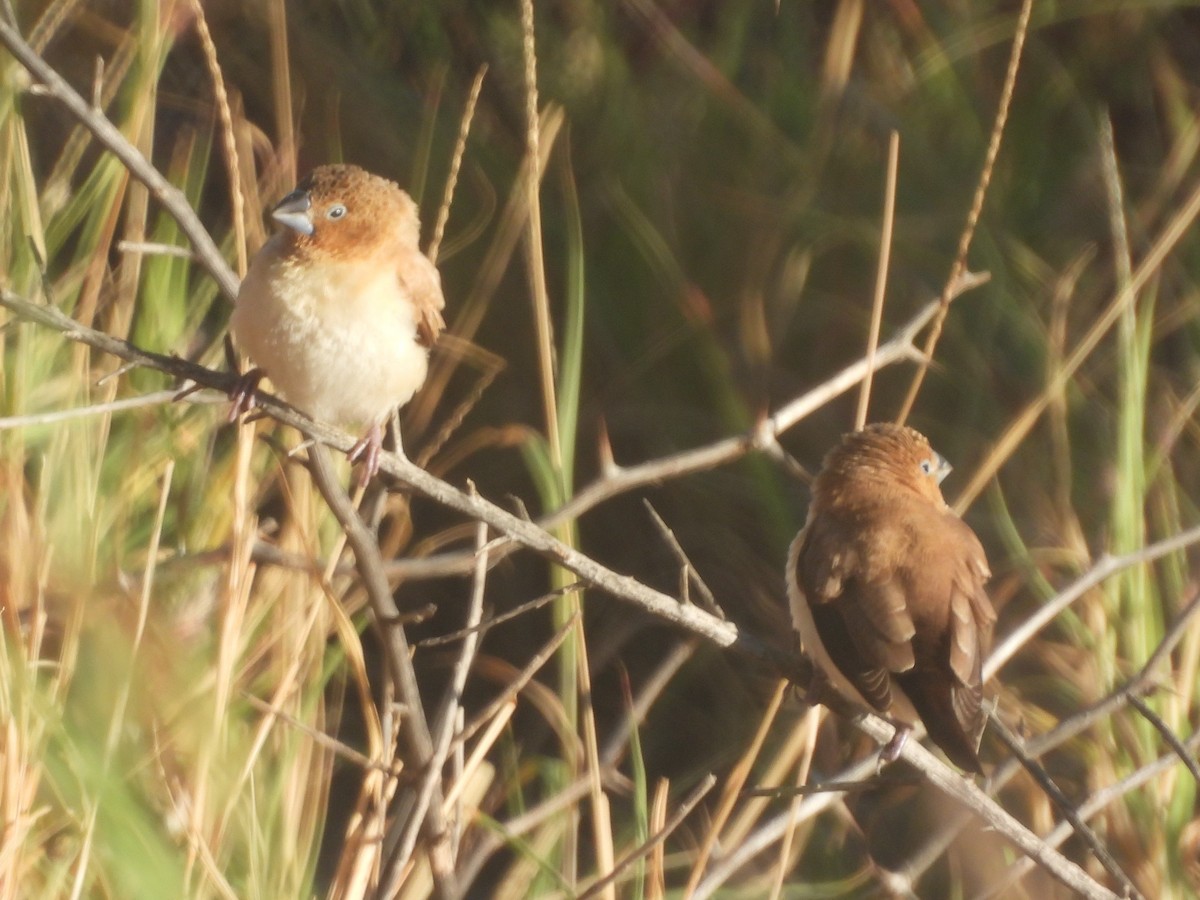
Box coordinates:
[894,670,984,775]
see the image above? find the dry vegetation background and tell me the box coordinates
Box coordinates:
[2,0,1200,897]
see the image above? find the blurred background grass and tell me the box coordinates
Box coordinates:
[3,0,1200,896]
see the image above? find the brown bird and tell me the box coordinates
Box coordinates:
[786,423,996,773]
[229,164,445,481]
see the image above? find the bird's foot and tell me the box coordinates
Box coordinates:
[876,723,911,774]
[227,367,265,422]
[347,422,385,487]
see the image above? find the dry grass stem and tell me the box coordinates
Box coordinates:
[857,129,899,431]
[897,0,1033,423]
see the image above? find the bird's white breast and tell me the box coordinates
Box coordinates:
[231,237,429,429]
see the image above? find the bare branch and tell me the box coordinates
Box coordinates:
[578,774,717,900]
[0,287,1120,899]
[384,269,991,583]
[986,525,1200,680]
[988,716,1141,898]
[0,16,240,301]
[387,505,490,877]
[304,443,456,900]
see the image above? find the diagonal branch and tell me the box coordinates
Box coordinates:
[0,288,1118,900]
[0,14,240,302]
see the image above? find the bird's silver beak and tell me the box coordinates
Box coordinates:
[271,189,314,236]
[935,453,952,484]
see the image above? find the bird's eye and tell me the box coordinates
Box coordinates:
[920,458,935,475]
[326,204,347,220]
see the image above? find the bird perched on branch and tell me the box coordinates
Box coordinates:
[229,163,445,482]
[786,423,996,774]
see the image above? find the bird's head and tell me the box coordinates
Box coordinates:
[270,164,421,261]
[816,422,952,508]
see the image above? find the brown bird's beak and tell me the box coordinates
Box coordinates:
[272,189,315,236]
[934,452,952,484]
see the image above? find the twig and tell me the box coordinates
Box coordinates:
[0,15,240,301]
[1128,695,1200,784]
[988,715,1141,899]
[856,129,898,431]
[695,715,1117,900]
[0,389,220,428]
[986,525,1200,680]
[578,774,717,900]
[242,692,398,775]
[416,583,579,648]
[116,240,197,259]
[456,615,577,747]
[901,586,1200,893]
[842,720,1119,899]
[693,755,878,898]
[642,500,724,619]
[304,444,457,900]
[740,773,921,798]
[985,729,1200,900]
[387,504,490,877]
[545,270,989,535]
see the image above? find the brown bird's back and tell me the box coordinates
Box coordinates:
[786,424,996,773]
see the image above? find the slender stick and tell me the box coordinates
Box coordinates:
[896,0,1032,423]
[857,130,899,431]
[0,15,240,301]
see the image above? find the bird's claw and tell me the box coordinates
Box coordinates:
[876,724,911,774]
[347,422,384,487]
[227,367,265,423]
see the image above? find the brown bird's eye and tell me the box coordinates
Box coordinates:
[326,204,347,220]
[920,458,935,476]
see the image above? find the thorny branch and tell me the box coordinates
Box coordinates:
[304,443,457,899]
[0,288,1116,899]
[0,13,240,302]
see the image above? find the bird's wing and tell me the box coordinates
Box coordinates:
[398,252,446,347]
[796,514,918,712]
[942,515,995,743]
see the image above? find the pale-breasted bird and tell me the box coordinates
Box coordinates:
[786,423,996,773]
[229,164,445,481]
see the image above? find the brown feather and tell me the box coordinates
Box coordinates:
[786,423,996,774]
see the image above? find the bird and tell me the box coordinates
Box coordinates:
[228,163,445,482]
[785,423,997,774]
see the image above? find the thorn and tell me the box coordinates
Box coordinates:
[597,417,620,478]
[751,413,778,452]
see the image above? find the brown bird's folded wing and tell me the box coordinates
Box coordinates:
[942,518,996,756]
[891,513,994,774]
[797,506,995,774]
[796,515,917,713]
[398,253,446,347]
